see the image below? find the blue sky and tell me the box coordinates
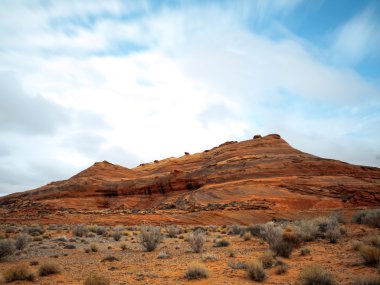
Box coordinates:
[0,0,379,196]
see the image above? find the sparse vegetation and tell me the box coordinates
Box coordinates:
[242,231,252,241]
[259,251,274,269]
[299,264,336,285]
[246,259,266,282]
[202,253,219,262]
[275,260,289,275]
[352,209,380,228]
[112,231,122,241]
[72,225,89,237]
[140,226,162,252]
[353,276,380,285]
[90,244,99,252]
[359,245,380,266]
[38,262,61,276]
[167,225,181,238]
[214,238,230,247]
[0,239,16,259]
[15,234,29,250]
[84,273,110,285]
[189,231,205,253]
[25,225,44,236]
[300,248,311,256]
[157,250,171,259]
[185,261,208,280]
[3,264,35,282]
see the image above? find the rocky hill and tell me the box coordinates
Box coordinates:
[1,134,379,225]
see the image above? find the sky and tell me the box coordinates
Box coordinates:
[1,0,380,196]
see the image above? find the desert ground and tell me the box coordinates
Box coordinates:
[0,209,379,285]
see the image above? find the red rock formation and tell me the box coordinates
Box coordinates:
[0,134,379,224]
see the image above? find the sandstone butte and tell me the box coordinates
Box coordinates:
[0,134,379,225]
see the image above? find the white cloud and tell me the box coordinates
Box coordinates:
[0,1,379,196]
[331,7,380,66]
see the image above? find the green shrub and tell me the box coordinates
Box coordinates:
[246,259,266,282]
[3,264,35,282]
[140,226,162,252]
[84,273,110,285]
[185,261,208,280]
[299,264,336,285]
[38,262,61,276]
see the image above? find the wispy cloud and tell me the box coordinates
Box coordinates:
[0,1,379,196]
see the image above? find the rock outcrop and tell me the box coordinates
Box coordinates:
[0,134,379,224]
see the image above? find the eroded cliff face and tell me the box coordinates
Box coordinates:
[1,134,379,224]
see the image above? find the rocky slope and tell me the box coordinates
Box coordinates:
[0,134,379,224]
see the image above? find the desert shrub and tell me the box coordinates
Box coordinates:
[296,219,319,241]
[101,255,118,262]
[246,259,266,282]
[352,209,380,227]
[270,237,294,258]
[214,239,230,247]
[228,260,247,269]
[84,273,110,285]
[242,231,252,241]
[359,245,380,265]
[300,248,311,256]
[364,235,380,248]
[15,234,29,250]
[202,253,219,262]
[282,227,302,248]
[353,276,380,285]
[189,231,205,253]
[275,260,289,275]
[140,226,162,252]
[352,240,363,251]
[185,261,208,280]
[167,225,181,238]
[229,225,242,235]
[3,264,35,282]
[326,228,341,243]
[112,231,122,241]
[90,244,99,252]
[259,251,274,269]
[88,225,107,236]
[38,262,61,276]
[25,225,44,236]
[120,243,127,251]
[0,239,16,259]
[246,224,266,238]
[157,250,171,259]
[72,225,88,237]
[299,264,336,285]
[261,222,283,245]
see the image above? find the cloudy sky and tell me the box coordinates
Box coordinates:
[1,0,380,196]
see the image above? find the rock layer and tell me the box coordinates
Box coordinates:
[0,134,379,224]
